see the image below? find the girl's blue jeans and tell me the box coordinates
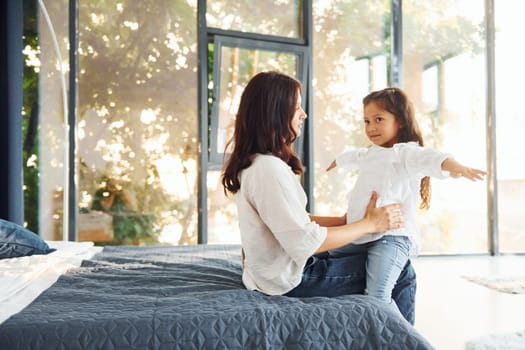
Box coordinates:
[330,235,411,316]
[329,235,411,299]
[284,239,416,325]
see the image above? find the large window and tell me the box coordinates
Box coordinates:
[204,1,309,244]
[311,1,488,255]
[402,1,487,254]
[35,0,69,241]
[22,1,522,255]
[33,1,200,245]
[75,1,199,245]
[495,0,525,252]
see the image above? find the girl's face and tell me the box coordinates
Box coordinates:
[363,101,401,148]
[291,91,307,137]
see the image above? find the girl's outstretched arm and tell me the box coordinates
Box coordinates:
[441,158,486,181]
[326,160,337,172]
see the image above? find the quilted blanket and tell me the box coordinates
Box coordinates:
[0,244,434,349]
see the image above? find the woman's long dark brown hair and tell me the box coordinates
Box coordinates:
[221,71,303,195]
[363,87,431,209]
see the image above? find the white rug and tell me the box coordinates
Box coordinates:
[465,330,525,350]
[463,275,525,294]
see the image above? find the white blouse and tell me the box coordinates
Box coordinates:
[236,154,327,295]
[336,142,450,254]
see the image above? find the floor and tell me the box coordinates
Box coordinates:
[412,254,525,350]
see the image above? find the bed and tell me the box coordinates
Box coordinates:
[0,243,434,349]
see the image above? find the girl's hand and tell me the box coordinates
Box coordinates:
[326,160,337,172]
[450,166,486,181]
[364,191,404,232]
[442,159,486,181]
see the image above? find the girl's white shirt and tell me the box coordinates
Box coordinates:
[236,154,327,295]
[336,142,450,255]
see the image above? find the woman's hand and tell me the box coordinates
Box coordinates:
[363,191,404,232]
[315,192,404,254]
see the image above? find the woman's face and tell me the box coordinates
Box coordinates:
[291,91,307,137]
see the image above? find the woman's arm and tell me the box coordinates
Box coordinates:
[309,214,346,227]
[441,158,486,181]
[314,192,403,254]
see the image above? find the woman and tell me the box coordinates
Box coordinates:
[221,71,416,324]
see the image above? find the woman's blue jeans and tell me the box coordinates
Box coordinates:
[284,251,416,325]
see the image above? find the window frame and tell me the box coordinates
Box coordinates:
[208,35,309,167]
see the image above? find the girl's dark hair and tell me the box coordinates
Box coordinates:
[221,71,303,195]
[363,87,431,209]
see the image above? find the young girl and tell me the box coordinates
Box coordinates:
[326,87,486,314]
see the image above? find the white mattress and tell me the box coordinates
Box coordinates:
[0,241,103,324]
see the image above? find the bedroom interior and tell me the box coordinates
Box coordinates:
[1,0,524,349]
